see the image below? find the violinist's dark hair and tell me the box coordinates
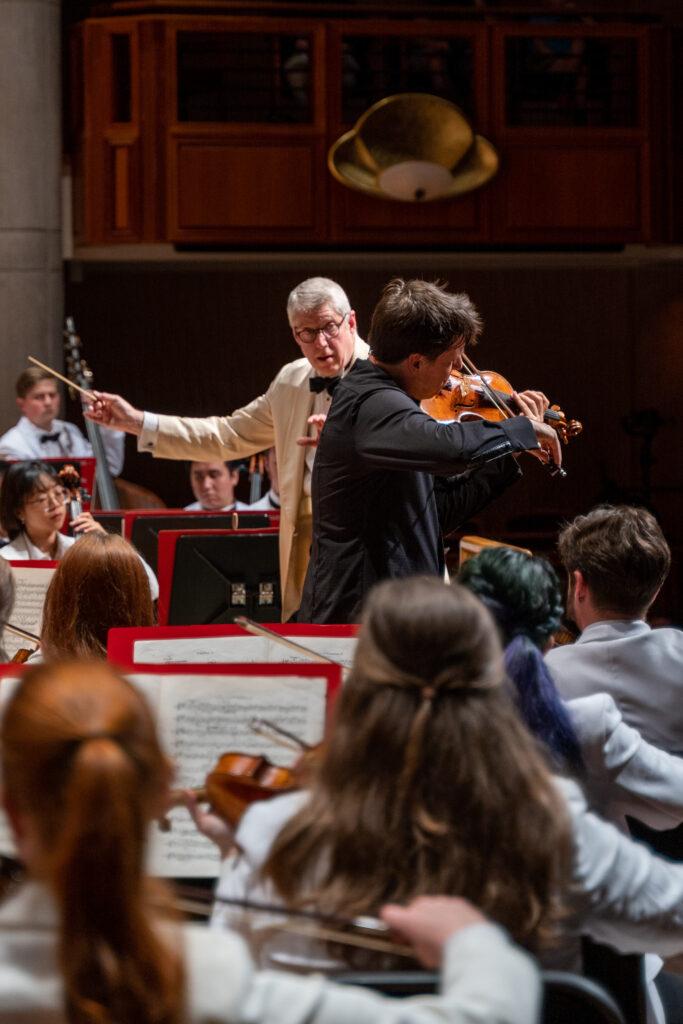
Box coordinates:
[41,533,154,661]
[263,576,571,949]
[188,459,243,474]
[558,504,670,618]
[459,548,584,775]
[0,558,15,662]
[368,279,482,364]
[0,662,183,1024]
[0,461,58,540]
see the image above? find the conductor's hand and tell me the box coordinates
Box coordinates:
[381,896,486,968]
[71,512,107,537]
[180,789,236,859]
[297,413,327,449]
[85,391,144,436]
[513,390,562,471]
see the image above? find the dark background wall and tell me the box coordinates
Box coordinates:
[62,249,683,620]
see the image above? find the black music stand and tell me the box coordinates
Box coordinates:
[167,532,280,624]
[131,512,270,573]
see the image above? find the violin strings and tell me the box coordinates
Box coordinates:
[461,355,514,419]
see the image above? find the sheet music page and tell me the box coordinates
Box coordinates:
[133,636,270,664]
[132,634,357,669]
[134,672,327,878]
[5,566,55,660]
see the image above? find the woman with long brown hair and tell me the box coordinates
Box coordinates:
[0,661,540,1024]
[202,577,683,977]
[40,532,154,660]
[206,576,571,951]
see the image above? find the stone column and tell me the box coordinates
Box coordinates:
[0,0,61,434]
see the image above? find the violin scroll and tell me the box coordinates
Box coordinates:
[550,405,583,447]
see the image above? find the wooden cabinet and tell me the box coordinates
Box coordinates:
[489,24,654,243]
[69,12,664,246]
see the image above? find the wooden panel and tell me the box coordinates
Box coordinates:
[329,179,486,244]
[495,145,642,236]
[170,139,322,236]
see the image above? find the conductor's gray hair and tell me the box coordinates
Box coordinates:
[287,277,352,325]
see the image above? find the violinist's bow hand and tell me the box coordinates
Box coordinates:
[85,391,144,436]
[381,896,486,968]
[528,421,563,474]
[297,413,327,449]
[180,790,236,859]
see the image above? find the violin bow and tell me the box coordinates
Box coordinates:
[169,890,413,958]
[233,616,345,670]
[461,354,515,419]
[461,354,566,479]
[1,622,41,646]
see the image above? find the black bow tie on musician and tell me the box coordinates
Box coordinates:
[309,376,340,395]
[40,432,62,444]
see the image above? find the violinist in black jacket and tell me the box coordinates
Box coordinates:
[298,279,562,624]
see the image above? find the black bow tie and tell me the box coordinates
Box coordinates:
[40,432,61,444]
[309,376,340,396]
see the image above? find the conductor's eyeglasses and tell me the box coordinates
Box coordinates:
[295,313,349,345]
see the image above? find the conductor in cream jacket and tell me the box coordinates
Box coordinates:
[86,278,369,621]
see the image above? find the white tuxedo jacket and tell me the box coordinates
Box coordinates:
[146,338,369,621]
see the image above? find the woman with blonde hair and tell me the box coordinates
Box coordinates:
[0,661,540,1024]
[40,532,154,660]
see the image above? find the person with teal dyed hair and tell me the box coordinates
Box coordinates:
[459,546,683,833]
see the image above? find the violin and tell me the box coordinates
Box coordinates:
[2,623,41,663]
[169,751,301,828]
[422,355,582,477]
[165,717,317,829]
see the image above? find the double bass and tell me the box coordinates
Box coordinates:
[62,319,165,510]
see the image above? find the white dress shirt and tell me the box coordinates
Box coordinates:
[0,880,540,1024]
[0,531,159,600]
[0,415,125,477]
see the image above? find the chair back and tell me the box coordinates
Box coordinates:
[543,970,627,1024]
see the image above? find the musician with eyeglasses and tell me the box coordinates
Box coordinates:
[86,277,369,622]
[0,461,105,562]
[0,461,159,599]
